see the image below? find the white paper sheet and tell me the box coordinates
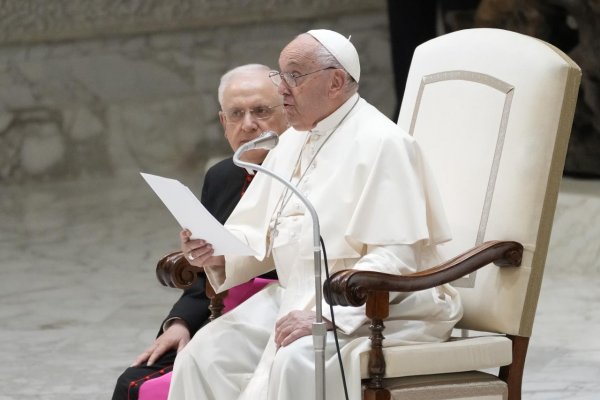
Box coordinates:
[140,172,258,256]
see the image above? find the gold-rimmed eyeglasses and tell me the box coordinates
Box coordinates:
[268,67,336,88]
[223,104,282,123]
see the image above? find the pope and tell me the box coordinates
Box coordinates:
[169,29,463,400]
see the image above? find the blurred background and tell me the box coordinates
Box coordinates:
[0,1,598,399]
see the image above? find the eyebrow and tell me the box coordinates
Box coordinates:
[282,60,303,72]
[226,104,271,110]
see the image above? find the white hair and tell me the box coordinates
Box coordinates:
[313,42,359,94]
[217,64,272,107]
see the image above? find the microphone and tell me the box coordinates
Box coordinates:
[233,131,328,400]
[239,130,279,152]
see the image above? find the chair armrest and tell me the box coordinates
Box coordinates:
[155,251,228,320]
[324,240,523,307]
[155,251,203,289]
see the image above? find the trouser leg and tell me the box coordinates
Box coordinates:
[112,350,176,400]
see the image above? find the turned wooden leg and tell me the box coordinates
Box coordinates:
[364,291,391,400]
[205,282,227,321]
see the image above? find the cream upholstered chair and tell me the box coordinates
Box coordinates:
[324,28,581,400]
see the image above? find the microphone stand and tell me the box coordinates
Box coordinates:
[233,133,327,400]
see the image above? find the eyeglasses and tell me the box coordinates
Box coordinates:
[269,67,336,88]
[223,104,282,123]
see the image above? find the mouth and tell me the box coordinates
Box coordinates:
[283,96,294,108]
[239,138,255,146]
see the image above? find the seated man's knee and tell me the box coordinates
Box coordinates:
[112,367,139,400]
[272,337,314,376]
[269,338,316,398]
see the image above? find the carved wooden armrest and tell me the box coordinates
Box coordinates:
[324,240,523,307]
[156,251,202,289]
[322,240,523,399]
[155,251,228,320]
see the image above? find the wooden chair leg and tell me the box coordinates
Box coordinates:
[364,291,391,400]
[499,334,529,400]
[205,281,227,321]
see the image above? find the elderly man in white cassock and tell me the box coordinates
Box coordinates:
[169,29,463,400]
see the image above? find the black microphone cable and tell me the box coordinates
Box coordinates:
[320,235,350,400]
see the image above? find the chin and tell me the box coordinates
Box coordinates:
[291,123,311,131]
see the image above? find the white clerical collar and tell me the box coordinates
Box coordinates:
[309,93,359,136]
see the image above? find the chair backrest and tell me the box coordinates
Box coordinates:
[398,28,580,337]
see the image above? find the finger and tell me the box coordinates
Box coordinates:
[275,321,295,347]
[189,245,214,264]
[277,328,298,348]
[179,230,192,243]
[146,342,171,365]
[184,240,208,257]
[275,328,286,348]
[280,327,311,347]
[188,239,207,249]
[147,343,168,366]
[275,313,293,331]
[275,315,287,330]
[131,348,152,367]
[180,232,203,254]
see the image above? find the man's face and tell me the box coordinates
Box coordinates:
[219,72,287,164]
[277,35,335,131]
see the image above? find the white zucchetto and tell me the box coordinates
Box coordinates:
[307,29,360,83]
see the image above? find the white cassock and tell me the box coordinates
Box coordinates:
[168,94,463,400]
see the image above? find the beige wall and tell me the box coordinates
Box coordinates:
[0,0,394,184]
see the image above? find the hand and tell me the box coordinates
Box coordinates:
[180,229,225,268]
[131,320,191,367]
[274,310,334,349]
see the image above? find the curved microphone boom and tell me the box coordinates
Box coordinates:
[239,130,279,152]
[233,131,328,400]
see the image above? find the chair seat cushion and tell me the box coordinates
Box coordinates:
[383,371,507,400]
[360,335,512,378]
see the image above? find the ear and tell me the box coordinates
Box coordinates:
[218,111,227,132]
[328,69,346,98]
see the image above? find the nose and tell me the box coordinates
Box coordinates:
[277,80,289,96]
[240,111,259,132]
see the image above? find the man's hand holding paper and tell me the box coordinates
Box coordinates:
[179,229,224,269]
